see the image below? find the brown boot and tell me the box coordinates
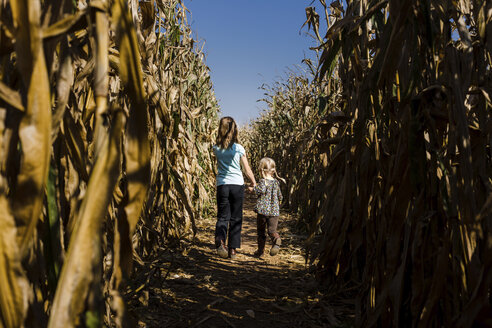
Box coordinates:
[254,238,266,258]
[228,247,237,259]
[270,237,281,256]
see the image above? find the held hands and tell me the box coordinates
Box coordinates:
[246,183,256,193]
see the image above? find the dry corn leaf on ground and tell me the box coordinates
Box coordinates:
[125,194,354,328]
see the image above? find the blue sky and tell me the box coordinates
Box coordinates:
[185,0,323,125]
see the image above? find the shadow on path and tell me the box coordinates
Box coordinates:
[125,194,353,327]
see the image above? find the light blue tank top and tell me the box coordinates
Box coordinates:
[213,143,245,186]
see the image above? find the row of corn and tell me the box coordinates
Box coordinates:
[244,1,492,326]
[0,0,218,326]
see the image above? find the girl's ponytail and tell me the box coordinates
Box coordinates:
[274,169,286,184]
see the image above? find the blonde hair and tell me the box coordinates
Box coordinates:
[258,157,285,183]
[216,116,238,149]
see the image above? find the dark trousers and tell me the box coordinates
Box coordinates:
[215,184,244,249]
[257,214,281,245]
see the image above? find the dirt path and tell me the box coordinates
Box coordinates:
[125,194,353,327]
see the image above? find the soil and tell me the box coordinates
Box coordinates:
[125,194,354,327]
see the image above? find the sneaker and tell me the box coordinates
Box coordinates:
[254,250,264,258]
[228,248,237,259]
[217,244,228,258]
[270,245,280,256]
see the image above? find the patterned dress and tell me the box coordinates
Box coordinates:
[254,178,283,216]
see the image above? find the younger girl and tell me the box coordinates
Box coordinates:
[253,157,285,257]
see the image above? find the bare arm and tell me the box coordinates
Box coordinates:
[240,155,256,187]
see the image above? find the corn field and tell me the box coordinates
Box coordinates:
[0,0,218,326]
[2,0,492,326]
[245,0,492,326]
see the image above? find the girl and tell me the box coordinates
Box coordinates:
[253,157,285,257]
[213,117,256,259]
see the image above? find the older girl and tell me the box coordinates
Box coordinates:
[213,117,256,259]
